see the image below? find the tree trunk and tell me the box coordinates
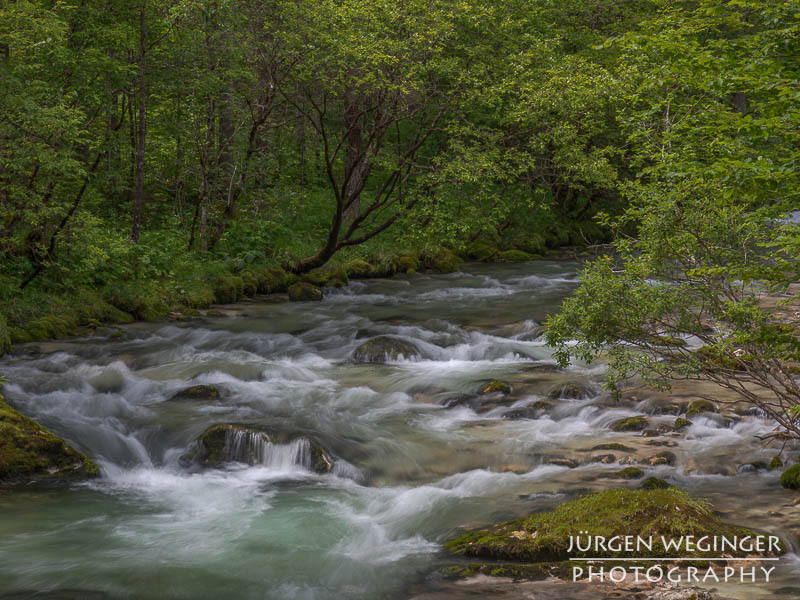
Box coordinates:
[131,3,147,243]
[343,87,363,221]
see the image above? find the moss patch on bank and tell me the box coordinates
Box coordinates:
[445,488,779,563]
[0,398,99,484]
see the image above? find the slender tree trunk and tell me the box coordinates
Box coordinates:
[131,3,147,243]
[344,87,363,221]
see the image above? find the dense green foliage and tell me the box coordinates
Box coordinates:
[546,0,800,437]
[1,0,655,331]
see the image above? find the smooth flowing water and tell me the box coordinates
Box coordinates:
[1,261,799,600]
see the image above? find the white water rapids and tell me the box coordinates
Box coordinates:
[1,261,798,599]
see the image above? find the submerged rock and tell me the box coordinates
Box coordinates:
[546,381,593,400]
[479,380,512,395]
[181,424,333,473]
[168,384,222,401]
[351,336,420,363]
[0,399,99,484]
[287,282,323,302]
[445,488,780,564]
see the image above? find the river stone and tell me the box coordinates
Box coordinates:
[685,398,718,417]
[169,384,222,401]
[351,336,420,363]
[287,282,323,302]
[503,406,538,420]
[617,466,644,479]
[591,454,616,464]
[0,399,99,484]
[645,451,676,466]
[479,380,511,395]
[181,423,333,473]
[610,416,649,432]
[546,381,593,400]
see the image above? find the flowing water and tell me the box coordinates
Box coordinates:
[1,261,799,599]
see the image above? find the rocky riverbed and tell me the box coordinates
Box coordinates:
[0,261,798,599]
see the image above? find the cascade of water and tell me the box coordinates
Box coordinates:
[224,429,312,469]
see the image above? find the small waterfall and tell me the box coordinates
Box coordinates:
[224,430,313,470]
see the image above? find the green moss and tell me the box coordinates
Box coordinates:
[641,477,670,490]
[673,417,692,430]
[617,467,644,479]
[769,455,784,471]
[419,247,461,273]
[686,399,717,418]
[211,272,244,304]
[287,282,323,302]
[781,464,800,489]
[480,380,512,395]
[445,488,779,562]
[344,258,375,279]
[0,398,99,484]
[586,443,634,452]
[610,416,649,432]
[495,249,537,263]
[395,252,421,273]
[650,335,687,347]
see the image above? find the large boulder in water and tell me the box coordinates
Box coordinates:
[351,336,420,363]
[180,424,333,473]
[168,384,222,401]
[0,399,99,484]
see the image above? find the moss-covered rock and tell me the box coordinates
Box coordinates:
[617,466,644,479]
[673,417,692,430]
[685,399,717,418]
[169,384,222,401]
[547,382,592,400]
[0,399,99,484]
[495,249,537,263]
[445,488,779,563]
[246,267,294,293]
[585,443,634,452]
[419,247,461,273]
[211,272,244,304]
[180,423,333,473]
[351,336,420,363]
[394,252,421,273]
[479,380,512,395]
[287,282,323,302]
[781,464,800,489]
[641,477,670,490]
[769,455,784,471]
[344,258,375,279]
[464,241,498,261]
[610,416,649,432]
